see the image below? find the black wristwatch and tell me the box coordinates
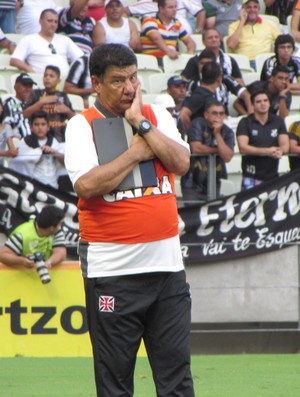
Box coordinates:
[138,119,152,136]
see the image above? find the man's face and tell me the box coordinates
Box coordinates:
[270,72,289,91]
[31,117,50,140]
[244,1,260,23]
[40,11,58,36]
[204,105,225,128]
[167,83,187,105]
[277,42,294,62]
[253,93,270,114]
[203,29,221,51]
[105,0,123,21]
[92,64,139,116]
[15,82,33,102]
[160,0,177,21]
[43,68,60,91]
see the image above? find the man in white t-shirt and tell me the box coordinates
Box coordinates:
[10,8,83,79]
[16,0,62,34]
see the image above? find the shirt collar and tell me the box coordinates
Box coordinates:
[245,16,263,25]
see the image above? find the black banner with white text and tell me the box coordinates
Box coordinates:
[1,165,300,264]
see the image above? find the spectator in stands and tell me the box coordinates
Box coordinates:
[15,0,62,34]
[2,73,36,152]
[182,48,253,116]
[93,0,142,52]
[237,65,291,119]
[154,92,186,139]
[181,100,234,204]
[227,0,281,69]
[182,29,243,86]
[23,65,75,143]
[140,0,196,67]
[0,0,19,33]
[0,98,18,164]
[57,0,95,54]
[167,75,187,131]
[180,61,222,130]
[0,205,66,270]
[8,110,65,189]
[202,0,243,38]
[288,120,300,170]
[264,0,296,26]
[290,0,300,43]
[261,34,300,94]
[87,0,105,22]
[236,89,289,190]
[10,8,83,79]
[125,0,206,35]
[63,54,93,109]
[0,26,16,53]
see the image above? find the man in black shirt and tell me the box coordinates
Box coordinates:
[236,89,289,190]
[181,100,235,204]
[237,65,291,119]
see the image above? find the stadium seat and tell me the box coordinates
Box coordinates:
[136,53,162,73]
[260,14,281,29]
[162,54,194,74]
[242,72,260,85]
[255,53,275,75]
[141,93,157,104]
[226,53,255,73]
[5,33,24,44]
[129,16,141,32]
[147,72,174,94]
[289,95,300,115]
[178,35,204,54]
[285,114,300,130]
[287,15,292,35]
[137,73,149,93]
[67,94,85,112]
[0,53,12,66]
[0,75,10,94]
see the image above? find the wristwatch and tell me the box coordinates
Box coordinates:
[138,119,152,136]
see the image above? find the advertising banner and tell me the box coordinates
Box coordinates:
[0,262,147,357]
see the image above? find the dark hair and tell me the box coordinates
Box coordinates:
[271,65,289,77]
[36,206,65,229]
[30,110,49,125]
[40,8,58,19]
[201,61,222,84]
[250,89,271,104]
[45,65,61,78]
[198,49,216,62]
[89,44,137,80]
[157,0,166,8]
[204,100,225,112]
[275,34,295,54]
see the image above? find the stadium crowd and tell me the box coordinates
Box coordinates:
[0,0,300,203]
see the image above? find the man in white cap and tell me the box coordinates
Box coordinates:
[93,0,142,52]
[227,0,281,69]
